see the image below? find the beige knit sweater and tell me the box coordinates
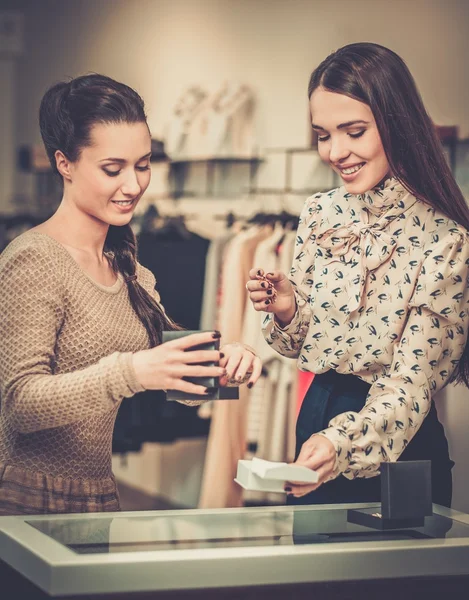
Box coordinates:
[0,231,168,513]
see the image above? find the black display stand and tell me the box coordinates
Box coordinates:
[348,461,433,530]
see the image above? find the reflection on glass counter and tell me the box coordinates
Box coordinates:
[1,505,469,598]
[27,506,460,554]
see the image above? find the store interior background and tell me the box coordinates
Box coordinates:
[1,0,468,513]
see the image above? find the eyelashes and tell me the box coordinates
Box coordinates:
[317,130,366,143]
[103,166,151,177]
[349,131,366,139]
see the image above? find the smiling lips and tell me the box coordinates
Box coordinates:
[338,162,365,175]
[111,199,134,209]
[335,162,366,181]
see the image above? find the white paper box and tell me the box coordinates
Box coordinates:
[235,458,319,493]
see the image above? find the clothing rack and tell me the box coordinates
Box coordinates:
[198,217,301,509]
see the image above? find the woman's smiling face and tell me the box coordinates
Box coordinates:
[62,121,152,227]
[310,87,390,194]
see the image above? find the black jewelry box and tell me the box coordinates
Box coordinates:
[162,331,239,402]
[347,460,433,530]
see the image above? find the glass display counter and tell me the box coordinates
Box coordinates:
[1,503,469,599]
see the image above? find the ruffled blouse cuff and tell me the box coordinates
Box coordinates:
[273,304,304,335]
[262,292,310,357]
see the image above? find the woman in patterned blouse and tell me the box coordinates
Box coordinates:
[246,43,469,507]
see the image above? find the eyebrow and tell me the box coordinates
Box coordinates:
[100,151,152,163]
[311,120,369,131]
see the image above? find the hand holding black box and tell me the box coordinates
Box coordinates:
[162,331,239,401]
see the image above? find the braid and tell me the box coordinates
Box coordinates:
[39,74,183,346]
[105,224,182,346]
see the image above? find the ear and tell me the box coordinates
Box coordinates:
[55,150,73,181]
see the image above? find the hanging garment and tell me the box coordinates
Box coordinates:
[113,390,211,452]
[199,223,303,508]
[137,226,210,330]
[198,227,272,508]
[200,231,235,331]
[113,223,211,452]
[297,371,315,415]
[241,228,299,504]
[277,230,300,465]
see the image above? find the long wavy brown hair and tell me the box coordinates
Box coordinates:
[308,43,469,387]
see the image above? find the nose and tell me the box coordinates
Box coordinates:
[328,136,351,164]
[121,171,142,197]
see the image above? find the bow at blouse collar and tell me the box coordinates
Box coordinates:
[356,177,409,215]
[316,178,418,312]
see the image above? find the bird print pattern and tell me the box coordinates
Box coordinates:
[262,178,469,480]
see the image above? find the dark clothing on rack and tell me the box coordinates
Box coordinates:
[137,229,210,330]
[288,370,453,507]
[112,392,210,453]
[113,223,211,453]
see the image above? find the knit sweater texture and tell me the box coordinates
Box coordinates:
[0,231,164,513]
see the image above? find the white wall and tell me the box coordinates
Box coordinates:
[4,0,469,510]
[6,0,469,159]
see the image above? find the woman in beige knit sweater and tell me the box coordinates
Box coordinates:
[0,74,261,515]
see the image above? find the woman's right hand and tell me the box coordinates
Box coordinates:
[246,268,297,327]
[131,331,226,394]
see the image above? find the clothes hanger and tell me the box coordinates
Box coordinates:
[156,214,192,240]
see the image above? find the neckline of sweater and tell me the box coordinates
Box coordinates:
[26,231,125,294]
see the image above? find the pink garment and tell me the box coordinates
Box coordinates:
[297,371,315,416]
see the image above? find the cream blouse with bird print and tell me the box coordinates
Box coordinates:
[262,178,469,480]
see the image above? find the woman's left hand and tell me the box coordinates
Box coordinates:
[286,435,337,497]
[219,342,262,388]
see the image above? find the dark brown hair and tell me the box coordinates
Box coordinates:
[308,43,469,387]
[39,73,180,345]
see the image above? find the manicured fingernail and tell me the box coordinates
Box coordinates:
[267,289,272,295]
[265,299,270,305]
[261,282,266,288]
[212,331,221,339]
[247,382,253,389]
[257,270,262,275]
[285,486,292,492]
[220,352,225,359]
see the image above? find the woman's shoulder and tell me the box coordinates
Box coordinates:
[0,231,67,298]
[0,230,64,270]
[135,262,157,291]
[304,186,343,211]
[417,202,469,247]
[299,186,345,233]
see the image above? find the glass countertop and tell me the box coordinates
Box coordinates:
[27,506,467,555]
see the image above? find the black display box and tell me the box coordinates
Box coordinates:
[162,331,239,402]
[347,460,433,530]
